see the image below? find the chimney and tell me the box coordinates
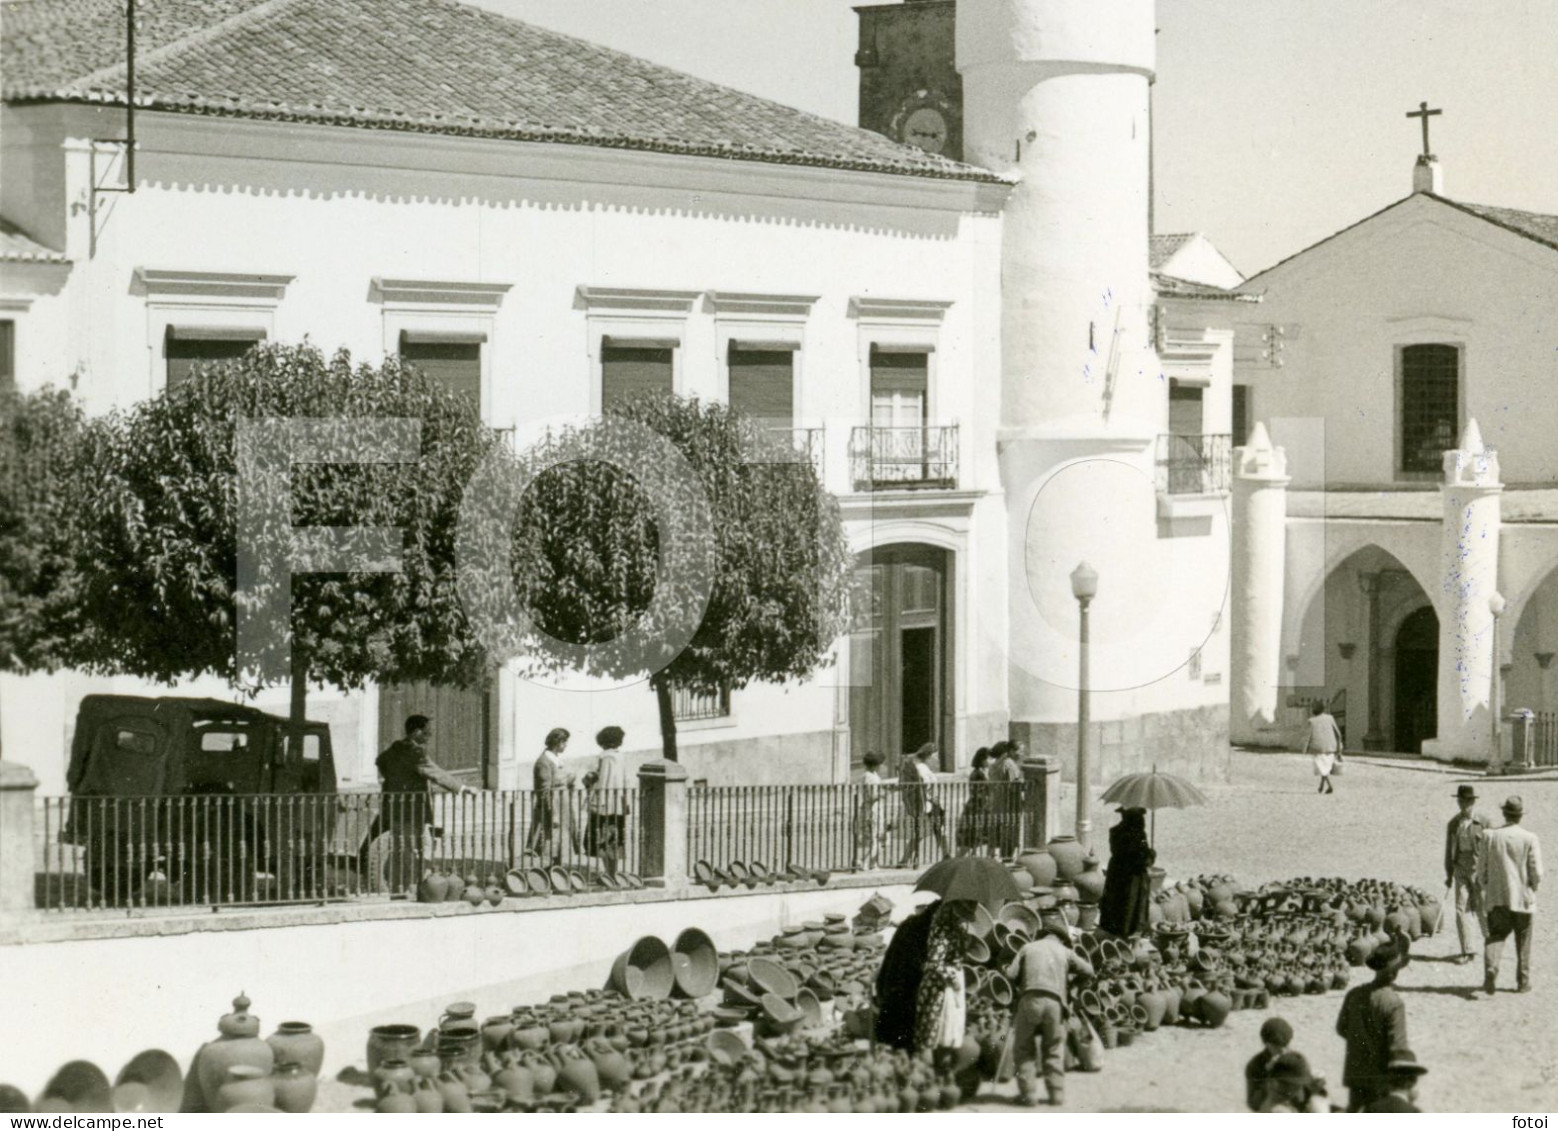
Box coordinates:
[1413,154,1443,195]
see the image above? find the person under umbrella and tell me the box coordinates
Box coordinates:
[874,901,937,1051]
[914,899,975,1071]
[1098,806,1156,937]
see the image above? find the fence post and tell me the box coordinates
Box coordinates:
[636,760,689,891]
[1,760,39,913]
[1020,756,1062,850]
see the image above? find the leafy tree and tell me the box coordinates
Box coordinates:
[73,342,520,740]
[0,385,92,756]
[505,393,855,761]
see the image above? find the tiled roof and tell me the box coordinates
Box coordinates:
[1,0,1004,185]
[0,218,67,262]
[1151,272,1258,303]
[1432,196,1558,255]
[1149,232,1195,271]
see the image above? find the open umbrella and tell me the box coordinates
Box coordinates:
[1098,764,1209,847]
[914,855,1022,911]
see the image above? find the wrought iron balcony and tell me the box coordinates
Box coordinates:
[849,424,959,492]
[769,426,824,478]
[1156,432,1233,496]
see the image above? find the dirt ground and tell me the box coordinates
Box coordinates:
[965,750,1558,1113]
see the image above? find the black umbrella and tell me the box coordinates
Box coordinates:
[913,855,1022,911]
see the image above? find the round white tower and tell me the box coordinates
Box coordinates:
[959,0,1231,802]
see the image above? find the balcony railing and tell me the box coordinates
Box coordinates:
[1156,432,1232,495]
[849,424,959,491]
[762,426,824,478]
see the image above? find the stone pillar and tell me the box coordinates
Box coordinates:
[1359,572,1388,750]
[1229,422,1289,744]
[1,761,39,913]
[636,760,689,891]
[1426,420,1503,764]
[1020,757,1063,850]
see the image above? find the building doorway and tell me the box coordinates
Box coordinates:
[1392,606,1438,754]
[376,679,495,787]
[849,545,953,771]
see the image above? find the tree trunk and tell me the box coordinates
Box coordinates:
[652,672,679,762]
[289,643,309,764]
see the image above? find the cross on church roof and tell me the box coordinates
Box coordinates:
[1406,101,1442,158]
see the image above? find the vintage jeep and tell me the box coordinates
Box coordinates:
[63,694,367,902]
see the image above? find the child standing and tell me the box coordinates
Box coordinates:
[854,751,886,870]
[1243,1016,1294,1111]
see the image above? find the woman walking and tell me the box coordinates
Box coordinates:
[854,751,887,870]
[586,726,630,881]
[526,727,573,864]
[1302,700,1344,794]
[1098,807,1155,937]
[956,748,994,856]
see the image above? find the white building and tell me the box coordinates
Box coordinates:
[1229,154,1558,767]
[1,0,1235,797]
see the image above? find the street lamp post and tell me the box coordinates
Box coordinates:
[1489,591,1506,775]
[1071,562,1099,850]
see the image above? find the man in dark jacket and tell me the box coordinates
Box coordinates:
[359,714,473,881]
[1361,1050,1427,1112]
[1335,939,1410,1111]
[1444,783,1491,964]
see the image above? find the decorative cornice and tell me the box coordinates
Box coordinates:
[576,286,701,315]
[848,296,954,322]
[371,278,512,309]
[135,267,293,302]
[707,292,820,318]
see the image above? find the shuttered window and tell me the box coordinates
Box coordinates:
[400,331,483,408]
[0,320,13,391]
[601,339,674,410]
[728,343,796,425]
[1232,384,1251,449]
[869,346,928,429]
[1168,379,1204,436]
[165,326,265,389]
[1400,343,1459,474]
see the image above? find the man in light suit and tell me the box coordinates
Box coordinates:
[1479,795,1543,996]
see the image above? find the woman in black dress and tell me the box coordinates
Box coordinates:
[1098,807,1155,937]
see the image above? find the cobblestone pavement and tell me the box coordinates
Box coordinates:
[967,750,1557,1113]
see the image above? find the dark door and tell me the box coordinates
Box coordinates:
[849,546,952,771]
[377,681,494,787]
[1393,606,1439,754]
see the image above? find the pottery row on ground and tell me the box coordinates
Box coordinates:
[416,867,646,905]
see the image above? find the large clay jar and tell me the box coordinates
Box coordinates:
[493,1061,535,1105]
[411,1077,444,1114]
[376,1086,416,1114]
[480,1016,514,1053]
[366,1024,421,1074]
[1073,865,1105,905]
[554,1046,601,1104]
[522,1051,557,1095]
[269,1062,317,1114]
[1195,990,1232,1029]
[510,1021,549,1053]
[1160,984,1182,1025]
[585,1039,632,1092]
[195,994,275,1105]
[417,872,450,903]
[373,1059,415,1096]
[213,1066,274,1114]
[1136,989,1167,1032]
[1045,835,1086,881]
[408,1049,441,1080]
[1016,848,1059,888]
[267,1022,324,1078]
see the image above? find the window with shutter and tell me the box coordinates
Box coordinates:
[400,331,483,408]
[164,326,266,389]
[1400,343,1459,474]
[869,347,928,429]
[601,340,674,410]
[728,344,795,425]
[1232,384,1251,449]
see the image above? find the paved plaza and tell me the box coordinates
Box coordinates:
[968,751,1557,1113]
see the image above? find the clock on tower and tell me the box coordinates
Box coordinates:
[855,0,962,162]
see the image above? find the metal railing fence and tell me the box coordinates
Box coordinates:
[33,787,638,913]
[849,425,959,491]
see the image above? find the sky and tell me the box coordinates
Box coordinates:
[474,0,1558,278]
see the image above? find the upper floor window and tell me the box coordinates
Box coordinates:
[164,326,265,389]
[0,320,14,392]
[1231,384,1251,449]
[728,342,796,425]
[601,337,675,410]
[869,346,929,428]
[399,330,483,408]
[1400,343,1459,474]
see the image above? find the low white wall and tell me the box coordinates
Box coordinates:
[0,880,919,1097]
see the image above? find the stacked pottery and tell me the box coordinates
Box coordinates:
[1044,834,1087,881]
[192,994,274,1111]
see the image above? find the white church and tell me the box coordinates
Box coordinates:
[2,0,1546,797]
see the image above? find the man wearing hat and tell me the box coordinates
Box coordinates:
[1259,1052,1331,1113]
[1334,938,1410,1110]
[1478,795,1543,995]
[1004,908,1095,1107]
[1361,1050,1428,1113]
[1444,783,1492,964]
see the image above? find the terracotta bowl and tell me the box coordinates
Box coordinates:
[996,902,1040,940]
[747,957,799,1001]
[705,1030,748,1067]
[39,1062,111,1114]
[114,1051,182,1114]
[609,936,675,1001]
[671,928,719,999]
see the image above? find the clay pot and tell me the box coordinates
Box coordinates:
[484,885,506,907]
[1136,989,1167,1031]
[611,936,676,1000]
[1045,834,1087,880]
[585,1039,632,1091]
[1074,864,1106,904]
[376,1088,417,1114]
[366,1024,420,1075]
[672,929,719,999]
[1160,984,1182,1025]
[417,872,449,903]
[411,1077,444,1114]
[509,1022,549,1053]
[266,1022,323,1078]
[213,1066,273,1114]
[462,884,486,907]
[435,1072,472,1114]
[1016,848,1059,888]
[436,1030,481,1074]
[1195,990,1232,1029]
[480,1017,514,1052]
[554,1047,601,1104]
[269,1062,316,1114]
[195,994,275,1105]
[373,1059,415,1095]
